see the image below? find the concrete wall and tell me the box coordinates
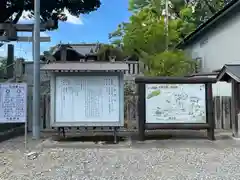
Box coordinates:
[23,61,50,86]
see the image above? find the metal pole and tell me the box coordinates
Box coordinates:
[165,0,169,51]
[24,119,28,150]
[32,0,41,139]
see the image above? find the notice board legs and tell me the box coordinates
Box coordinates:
[137,82,146,141]
[207,128,215,141]
[138,130,145,141]
[58,127,65,138]
[138,120,145,141]
[113,127,118,144]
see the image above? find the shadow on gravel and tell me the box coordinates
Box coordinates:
[54,135,126,144]
[38,130,236,149]
[0,126,25,143]
[145,130,232,140]
[131,130,209,141]
[149,134,207,140]
[51,130,233,143]
[47,129,234,146]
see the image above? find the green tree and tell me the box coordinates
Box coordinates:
[43,45,58,56]
[110,3,196,51]
[145,50,195,76]
[0,56,26,79]
[0,56,7,78]
[109,0,230,77]
[0,0,101,30]
[96,44,126,61]
[109,1,198,76]
[128,0,229,26]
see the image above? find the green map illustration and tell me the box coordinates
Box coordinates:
[147,90,161,99]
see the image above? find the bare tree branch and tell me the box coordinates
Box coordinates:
[12,10,24,24]
[203,0,217,14]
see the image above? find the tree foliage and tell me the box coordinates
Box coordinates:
[43,45,57,56]
[110,2,196,51]
[109,0,228,76]
[128,0,230,26]
[0,56,25,79]
[0,0,101,30]
[0,57,7,70]
[144,50,195,76]
[96,44,126,61]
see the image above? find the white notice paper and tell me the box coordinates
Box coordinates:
[0,83,27,123]
[55,76,120,123]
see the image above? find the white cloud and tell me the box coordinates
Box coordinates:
[20,11,33,21]
[63,9,83,25]
[17,9,83,25]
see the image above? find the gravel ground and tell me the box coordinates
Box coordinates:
[1,134,240,180]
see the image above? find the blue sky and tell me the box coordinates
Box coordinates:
[0,0,131,61]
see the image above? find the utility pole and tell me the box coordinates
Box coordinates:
[32,0,41,139]
[165,0,169,51]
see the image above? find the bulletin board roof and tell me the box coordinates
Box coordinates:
[40,62,129,72]
[135,76,217,84]
[217,64,240,82]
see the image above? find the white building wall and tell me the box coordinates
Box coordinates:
[184,12,240,97]
[187,12,240,72]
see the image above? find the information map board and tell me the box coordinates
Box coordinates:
[145,84,206,123]
[0,83,27,123]
[55,76,120,124]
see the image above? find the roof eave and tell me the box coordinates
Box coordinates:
[217,65,240,82]
[40,62,129,71]
[216,66,228,81]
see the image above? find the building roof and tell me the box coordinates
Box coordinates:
[176,0,240,49]
[40,62,129,71]
[52,43,100,57]
[217,64,240,82]
[65,44,100,56]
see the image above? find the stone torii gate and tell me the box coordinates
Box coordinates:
[0,23,51,80]
[0,23,51,42]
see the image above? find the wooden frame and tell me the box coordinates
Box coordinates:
[50,71,125,127]
[135,77,216,141]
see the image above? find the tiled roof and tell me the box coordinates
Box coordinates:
[52,43,100,57]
